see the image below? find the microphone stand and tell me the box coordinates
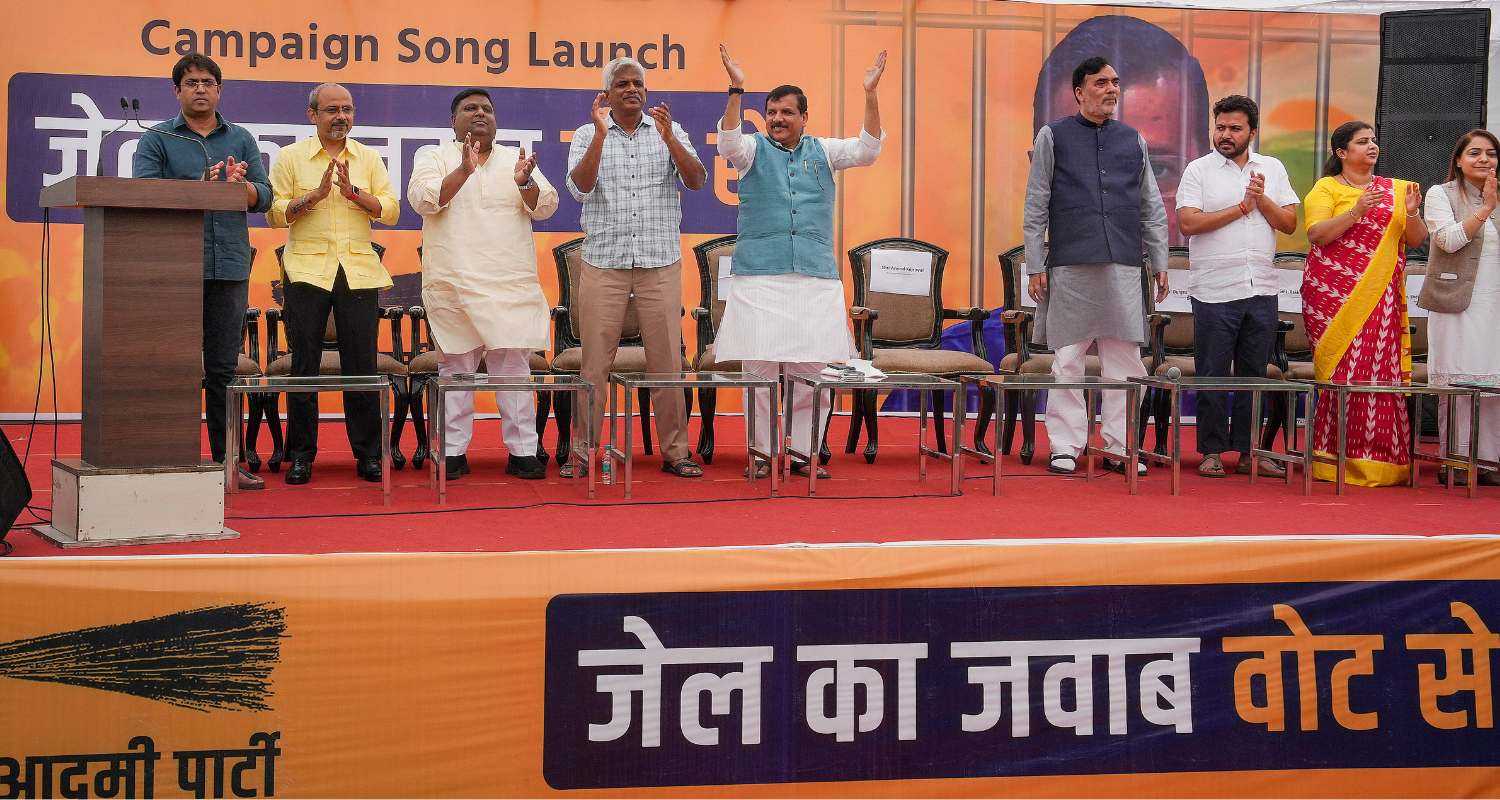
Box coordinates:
[95,98,134,177]
[124,98,214,180]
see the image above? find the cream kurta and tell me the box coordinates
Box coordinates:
[408,140,559,353]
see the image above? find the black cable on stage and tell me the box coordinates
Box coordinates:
[225,489,943,522]
[13,209,56,539]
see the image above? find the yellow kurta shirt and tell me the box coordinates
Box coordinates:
[408,141,559,353]
[267,136,400,290]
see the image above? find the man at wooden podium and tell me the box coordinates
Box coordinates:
[132,53,272,491]
[268,83,400,486]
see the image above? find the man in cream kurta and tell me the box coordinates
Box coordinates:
[408,88,559,480]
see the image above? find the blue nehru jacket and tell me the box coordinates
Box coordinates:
[1044,113,1145,268]
[731,134,838,279]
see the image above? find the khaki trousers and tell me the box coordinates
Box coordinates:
[574,260,690,462]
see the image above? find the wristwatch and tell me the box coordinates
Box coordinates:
[518,178,538,190]
[728,86,745,95]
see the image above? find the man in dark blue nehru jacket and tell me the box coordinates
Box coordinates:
[1022,56,1170,478]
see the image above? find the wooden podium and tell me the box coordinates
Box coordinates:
[36,177,248,546]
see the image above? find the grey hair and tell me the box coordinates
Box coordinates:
[602,57,646,91]
[307,82,347,110]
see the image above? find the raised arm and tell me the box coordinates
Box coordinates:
[567,95,610,195]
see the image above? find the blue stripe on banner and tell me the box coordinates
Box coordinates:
[542,582,1500,788]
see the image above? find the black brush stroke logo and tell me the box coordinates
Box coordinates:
[0,603,286,712]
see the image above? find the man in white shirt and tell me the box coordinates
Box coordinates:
[407,88,560,481]
[1176,95,1298,478]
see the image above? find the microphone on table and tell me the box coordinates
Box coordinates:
[1165,365,1182,382]
[123,98,215,180]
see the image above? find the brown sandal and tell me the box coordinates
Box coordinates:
[1198,455,1227,478]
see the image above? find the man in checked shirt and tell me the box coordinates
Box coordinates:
[566,56,708,479]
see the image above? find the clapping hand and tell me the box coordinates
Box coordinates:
[224,155,249,183]
[1482,169,1497,215]
[1404,181,1423,215]
[1239,172,1265,214]
[334,158,358,200]
[590,92,610,132]
[720,44,745,88]
[1353,183,1385,218]
[460,132,482,175]
[514,147,537,186]
[863,50,888,93]
[647,101,674,142]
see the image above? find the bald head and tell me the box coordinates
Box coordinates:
[306,83,354,142]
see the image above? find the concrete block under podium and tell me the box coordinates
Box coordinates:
[34,459,238,548]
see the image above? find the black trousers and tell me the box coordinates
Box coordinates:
[283,268,380,462]
[203,279,250,463]
[1192,294,1278,456]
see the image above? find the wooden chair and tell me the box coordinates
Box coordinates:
[263,242,409,471]
[846,237,995,463]
[688,235,740,463]
[1139,246,1294,454]
[987,244,1162,464]
[403,305,553,469]
[546,237,692,464]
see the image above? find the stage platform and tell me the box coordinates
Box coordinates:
[6,417,1500,797]
[4,415,1496,556]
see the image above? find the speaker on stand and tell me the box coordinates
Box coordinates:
[0,434,34,555]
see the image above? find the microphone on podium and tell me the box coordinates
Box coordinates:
[94,98,134,177]
[122,98,214,180]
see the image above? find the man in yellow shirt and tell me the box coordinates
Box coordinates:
[268,82,400,485]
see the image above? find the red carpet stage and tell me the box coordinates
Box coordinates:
[6,417,1500,799]
[5,416,1498,557]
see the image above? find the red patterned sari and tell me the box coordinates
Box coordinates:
[1301,175,1413,486]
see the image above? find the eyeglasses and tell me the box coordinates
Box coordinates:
[318,106,355,116]
[181,79,219,90]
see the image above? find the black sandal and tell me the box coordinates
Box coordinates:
[661,458,704,478]
[790,461,830,479]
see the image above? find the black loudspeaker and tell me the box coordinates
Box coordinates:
[0,434,32,538]
[1375,9,1491,192]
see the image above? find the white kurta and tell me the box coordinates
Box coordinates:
[408,141,559,353]
[712,128,882,364]
[1424,183,1500,462]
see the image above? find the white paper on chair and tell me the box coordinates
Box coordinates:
[717,255,734,297]
[1156,283,1193,313]
[1019,262,1036,309]
[1277,269,1304,313]
[868,248,933,296]
[1406,274,1429,318]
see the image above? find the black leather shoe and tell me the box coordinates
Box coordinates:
[356,457,383,482]
[285,460,312,485]
[445,453,470,480]
[506,454,547,480]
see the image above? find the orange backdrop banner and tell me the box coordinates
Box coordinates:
[0,2,1383,415]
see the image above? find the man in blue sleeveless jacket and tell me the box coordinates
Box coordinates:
[1023,56,1171,477]
[714,44,888,480]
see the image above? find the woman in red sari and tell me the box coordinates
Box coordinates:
[1302,121,1428,486]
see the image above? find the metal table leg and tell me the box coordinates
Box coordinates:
[808,385,823,496]
[379,385,391,506]
[952,386,964,496]
[225,387,239,495]
[436,383,448,504]
[1169,384,1181,496]
[769,384,781,497]
[1335,388,1348,496]
[1126,385,1139,496]
[918,387,928,482]
[623,379,635,499]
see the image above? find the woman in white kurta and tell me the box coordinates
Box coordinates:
[408,127,559,476]
[1423,131,1500,485]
